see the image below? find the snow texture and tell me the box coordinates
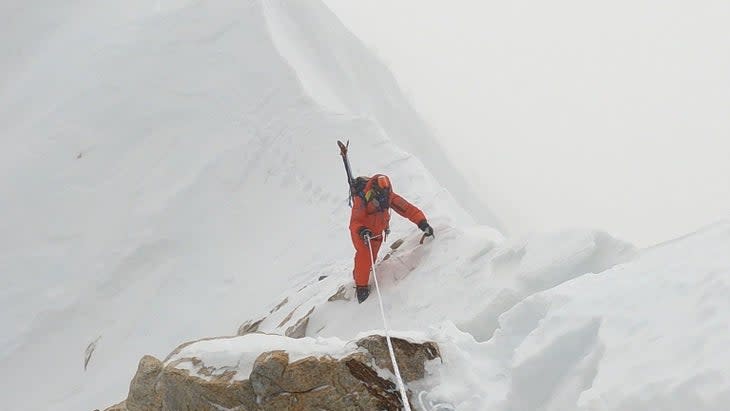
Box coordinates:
[418,222,730,411]
[1,1,728,411]
[0,1,488,409]
[173,221,730,411]
[166,333,356,382]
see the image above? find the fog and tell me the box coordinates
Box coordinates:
[324,0,730,246]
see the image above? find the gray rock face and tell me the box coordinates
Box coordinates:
[356,335,442,382]
[250,350,289,399]
[127,355,163,410]
[284,307,314,338]
[238,318,265,336]
[104,335,440,411]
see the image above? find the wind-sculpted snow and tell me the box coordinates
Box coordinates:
[2,1,729,410]
[243,223,730,410]
[425,222,730,410]
[0,1,484,410]
[259,0,501,229]
[244,226,634,342]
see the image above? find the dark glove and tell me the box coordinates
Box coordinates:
[418,220,434,237]
[358,227,374,243]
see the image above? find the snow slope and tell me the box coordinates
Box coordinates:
[0,1,491,410]
[2,1,729,411]
[258,1,501,229]
[423,222,730,411]
[246,227,635,343]
[161,221,728,410]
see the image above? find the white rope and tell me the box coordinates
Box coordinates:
[366,234,412,411]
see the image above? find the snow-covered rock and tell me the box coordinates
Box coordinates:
[418,221,730,411]
[2,0,729,410]
[240,226,635,343]
[105,333,440,411]
[106,217,730,411]
[0,1,493,410]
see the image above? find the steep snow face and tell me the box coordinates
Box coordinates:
[246,227,635,342]
[259,0,502,229]
[247,222,729,411]
[3,1,727,411]
[0,1,487,410]
[164,221,730,411]
[424,222,730,411]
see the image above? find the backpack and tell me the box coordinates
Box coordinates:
[351,175,390,210]
[351,176,370,200]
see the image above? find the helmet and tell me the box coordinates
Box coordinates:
[365,174,391,209]
[374,175,391,192]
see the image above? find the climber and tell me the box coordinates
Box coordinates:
[349,174,434,303]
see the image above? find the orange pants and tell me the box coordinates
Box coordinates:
[351,231,382,287]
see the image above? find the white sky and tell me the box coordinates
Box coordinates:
[323,0,730,247]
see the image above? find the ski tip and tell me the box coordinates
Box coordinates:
[337,140,349,155]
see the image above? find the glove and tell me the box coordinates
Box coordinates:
[418,220,434,237]
[358,227,374,243]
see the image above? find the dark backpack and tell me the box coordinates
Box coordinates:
[351,175,390,210]
[351,176,370,200]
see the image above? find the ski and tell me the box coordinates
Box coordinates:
[337,140,356,205]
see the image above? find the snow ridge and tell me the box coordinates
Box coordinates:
[0,1,493,410]
[259,0,502,229]
[1,1,729,411]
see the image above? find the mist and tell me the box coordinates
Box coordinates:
[323,0,730,246]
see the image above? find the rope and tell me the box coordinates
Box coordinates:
[366,234,412,411]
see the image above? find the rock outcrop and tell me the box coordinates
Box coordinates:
[104,334,440,411]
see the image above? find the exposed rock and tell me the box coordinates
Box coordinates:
[270,297,289,314]
[277,306,299,328]
[163,335,236,362]
[383,238,405,261]
[105,335,440,411]
[345,354,401,410]
[328,285,350,302]
[284,307,314,338]
[238,317,265,336]
[126,355,163,410]
[102,401,127,411]
[250,350,289,399]
[158,366,256,411]
[356,335,441,382]
[236,298,295,337]
[390,238,405,250]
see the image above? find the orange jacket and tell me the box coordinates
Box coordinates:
[349,177,426,237]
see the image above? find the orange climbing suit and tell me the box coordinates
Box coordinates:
[349,175,426,287]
